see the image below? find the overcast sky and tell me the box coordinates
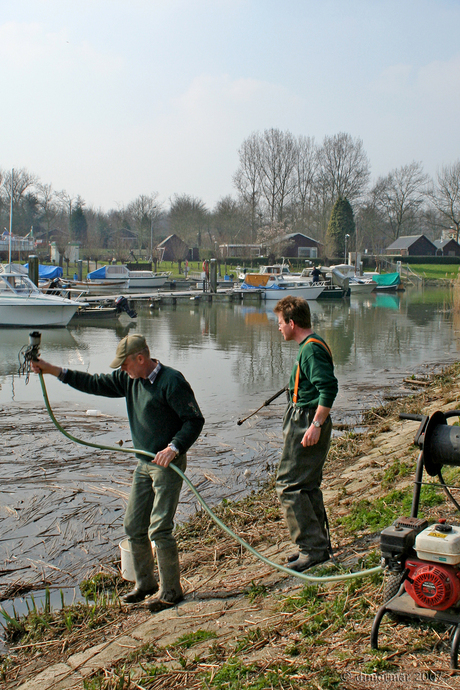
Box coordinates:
[1,0,459,212]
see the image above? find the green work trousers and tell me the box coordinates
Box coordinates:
[123,455,186,552]
[276,405,332,558]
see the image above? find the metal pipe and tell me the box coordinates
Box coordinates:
[410,451,424,518]
[237,385,288,425]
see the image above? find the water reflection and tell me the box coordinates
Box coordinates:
[373,293,400,310]
[1,287,458,422]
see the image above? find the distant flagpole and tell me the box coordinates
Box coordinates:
[8,168,14,266]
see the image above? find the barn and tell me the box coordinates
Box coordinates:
[385,235,437,256]
[433,238,460,257]
[269,232,323,258]
[156,234,189,261]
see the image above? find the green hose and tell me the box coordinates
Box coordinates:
[39,372,382,584]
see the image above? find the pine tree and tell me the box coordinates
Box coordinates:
[70,204,88,244]
[325,196,355,260]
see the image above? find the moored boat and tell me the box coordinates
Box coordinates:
[87,264,171,290]
[239,273,325,300]
[257,264,348,298]
[365,272,402,291]
[329,264,376,294]
[0,272,79,327]
[69,306,121,323]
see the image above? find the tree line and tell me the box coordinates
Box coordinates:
[1,129,460,260]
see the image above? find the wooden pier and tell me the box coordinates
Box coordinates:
[80,287,265,309]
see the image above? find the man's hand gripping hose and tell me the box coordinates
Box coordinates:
[38,371,381,584]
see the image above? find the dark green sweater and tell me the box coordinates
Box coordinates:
[62,365,204,461]
[288,333,338,409]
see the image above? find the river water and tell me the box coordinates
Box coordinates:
[2,287,458,423]
[0,286,459,621]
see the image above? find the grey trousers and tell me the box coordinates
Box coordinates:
[276,405,332,557]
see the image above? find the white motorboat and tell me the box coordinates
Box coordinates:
[87,264,171,290]
[239,273,325,300]
[0,272,79,327]
[329,264,376,294]
[348,277,378,294]
[127,269,171,289]
[68,279,130,294]
[258,264,348,298]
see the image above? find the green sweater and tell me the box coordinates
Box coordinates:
[288,333,338,409]
[62,365,204,461]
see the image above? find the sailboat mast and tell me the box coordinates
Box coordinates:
[8,168,14,266]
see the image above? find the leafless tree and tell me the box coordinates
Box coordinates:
[258,128,297,226]
[168,194,209,247]
[234,129,298,235]
[428,161,460,242]
[55,190,79,221]
[210,196,250,245]
[354,203,387,255]
[233,132,262,242]
[371,161,429,241]
[0,168,40,234]
[291,135,319,231]
[1,168,39,204]
[316,132,370,204]
[126,193,161,253]
[36,183,61,243]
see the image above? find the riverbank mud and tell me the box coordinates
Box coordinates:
[0,401,284,602]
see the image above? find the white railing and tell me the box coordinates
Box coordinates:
[398,263,423,285]
[0,238,35,252]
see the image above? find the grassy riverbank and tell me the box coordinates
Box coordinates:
[2,364,460,689]
[409,264,459,281]
[36,258,460,283]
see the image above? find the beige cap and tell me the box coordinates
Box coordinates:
[110,334,147,368]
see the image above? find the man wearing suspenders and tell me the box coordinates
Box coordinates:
[274,296,338,572]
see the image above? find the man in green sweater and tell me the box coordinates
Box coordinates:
[274,296,338,572]
[31,334,204,612]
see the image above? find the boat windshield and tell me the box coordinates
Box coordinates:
[260,265,291,275]
[0,274,38,294]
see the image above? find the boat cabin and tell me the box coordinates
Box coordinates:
[258,265,291,276]
[0,273,38,294]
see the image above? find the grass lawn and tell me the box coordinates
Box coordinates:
[407,263,460,280]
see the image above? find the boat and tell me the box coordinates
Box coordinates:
[317,284,348,299]
[0,271,80,327]
[258,264,347,298]
[348,276,377,294]
[69,306,121,323]
[1,263,123,296]
[364,272,402,291]
[67,278,130,295]
[329,265,376,294]
[69,295,138,323]
[86,265,171,290]
[239,273,325,300]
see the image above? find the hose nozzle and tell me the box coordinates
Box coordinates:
[18,331,42,382]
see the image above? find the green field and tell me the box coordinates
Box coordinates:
[407,264,460,280]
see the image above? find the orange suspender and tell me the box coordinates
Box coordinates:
[292,338,333,404]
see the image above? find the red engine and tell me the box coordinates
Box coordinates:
[405,558,460,611]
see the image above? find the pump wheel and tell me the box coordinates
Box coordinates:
[383,571,404,602]
[382,571,405,622]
